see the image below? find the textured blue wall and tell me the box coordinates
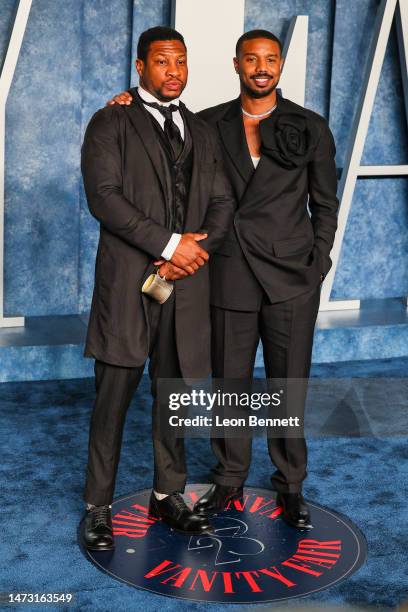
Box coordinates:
[0,1,17,59]
[2,0,408,317]
[329,0,408,299]
[1,1,133,316]
[4,0,81,316]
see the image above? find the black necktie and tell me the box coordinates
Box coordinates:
[143,101,184,160]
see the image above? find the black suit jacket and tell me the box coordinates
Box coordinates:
[81,92,235,377]
[198,93,339,310]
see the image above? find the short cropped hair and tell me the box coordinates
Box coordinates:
[137,26,186,62]
[236,29,282,56]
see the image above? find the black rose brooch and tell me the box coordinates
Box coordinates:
[260,113,317,170]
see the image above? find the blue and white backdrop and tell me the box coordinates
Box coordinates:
[0,0,407,378]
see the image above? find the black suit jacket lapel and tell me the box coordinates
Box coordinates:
[124,89,167,197]
[218,97,254,186]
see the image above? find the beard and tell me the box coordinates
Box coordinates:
[154,86,184,102]
[140,77,185,102]
[241,77,278,99]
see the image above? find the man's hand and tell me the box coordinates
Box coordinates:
[157,262,188,281]
[107,91,133,106]
[170,233,209,274]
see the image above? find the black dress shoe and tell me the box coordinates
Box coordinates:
[83,505,114,551]
[149,492,214,535]
[276,493,312,529]
[194,484,244,515]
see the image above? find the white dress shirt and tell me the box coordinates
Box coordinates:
[138,86,185,139]
[251,156,261,168]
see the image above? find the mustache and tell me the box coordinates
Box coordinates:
[251,73,273,79]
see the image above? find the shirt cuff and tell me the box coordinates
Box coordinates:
[161,233,182,261]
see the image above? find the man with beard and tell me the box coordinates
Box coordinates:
[108,29,338,529]
[81,26,235,550]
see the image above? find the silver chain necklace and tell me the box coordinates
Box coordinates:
[241,103,277,119]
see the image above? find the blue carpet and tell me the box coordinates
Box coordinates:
[1,358,408,610]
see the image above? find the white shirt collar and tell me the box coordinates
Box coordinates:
[138,86,180,107]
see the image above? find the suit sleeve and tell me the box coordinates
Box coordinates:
[81,107,172,258]
[198,130,236,254]
[308,119,339,276]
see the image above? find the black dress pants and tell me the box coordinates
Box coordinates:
[210,286,320,493]
[83,293,186,506]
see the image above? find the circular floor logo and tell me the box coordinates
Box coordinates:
[82,485,367,604]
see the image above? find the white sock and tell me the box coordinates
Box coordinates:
[153,490,168,500]
[86,503,111,510]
